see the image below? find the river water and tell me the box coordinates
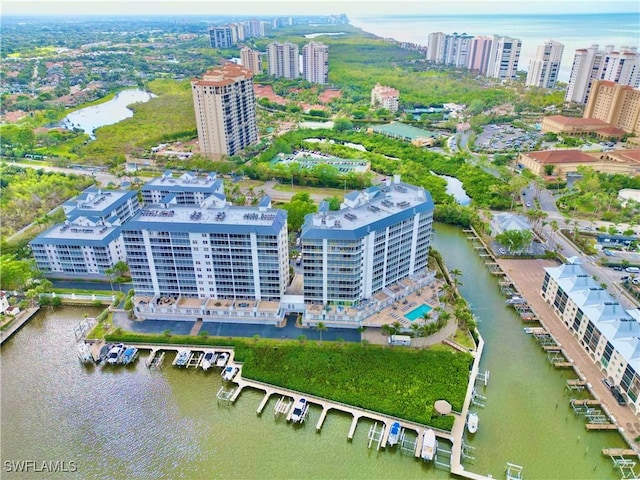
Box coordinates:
[60,89,154,138]
[0,225,627,479]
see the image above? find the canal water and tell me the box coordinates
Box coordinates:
[60,89,154,138]
[0,225,628,479]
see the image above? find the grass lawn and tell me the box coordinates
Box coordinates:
[272,183,346,198]
[103,331,471,430]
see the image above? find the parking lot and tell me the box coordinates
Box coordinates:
[475,124,543,152]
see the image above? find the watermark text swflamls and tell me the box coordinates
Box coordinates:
[4,460,78,473]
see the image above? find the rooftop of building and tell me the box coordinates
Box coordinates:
[545,263,640,372]
[543,115,610,127]
[31,217,121,247]
[605,149,640,164]
[141,171,223,192]
[301,176,433,240]
[369,121,438,140]
[524,149,598,164]
[62,187,137,216]
[123,201,287,235]
[191,63,253,87]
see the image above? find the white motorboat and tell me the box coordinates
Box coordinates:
[387,421,401,446]
[201,351,216,371]
[221,366,238,381]
[215,351,229,367]
[106,344,126,365]
[173,349,191,367]
[467,412,479,434]
[421,429,436,461]
[77,342,93,363]
[121,347,139,365]
[290,397,309,423]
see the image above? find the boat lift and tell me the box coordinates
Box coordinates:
[73,316,96,341]
[367,422,384,450]
[146,350,165,370]
[610,456,638,479]
[274,396,292,417]
[475,370,490,387]
[471,388,486,408]
[461,441,476,461]
[434,441,452,470]
[187,351,203,369]
[399,430,416,456]
[216,386,236,405]
[505,462,524,480]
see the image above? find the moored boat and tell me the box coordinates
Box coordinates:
[173,349,191,367]
[467,412,479,434]
[77,342,93,364]
[421,429,436,461]
[387,421,401,446]
[97,343,113,364]
[221,365,238,381]
[290,397,309,423]
[201,351,216,371]
[106,343,126,365]
[215,351,229,367]
[121,347,139,365]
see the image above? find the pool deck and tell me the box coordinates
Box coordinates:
[361,280,443,329]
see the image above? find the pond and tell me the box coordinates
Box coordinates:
[433,172,471,205]
[60,89,155,138]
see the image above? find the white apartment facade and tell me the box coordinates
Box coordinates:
[191,64,258,158]
[566,45,639,105]
[487,35,522,81]
[541,262,640,414]
[526,40,564,89]
[302,41,329,84]
[300,175,434,306]
[266,41,300,79]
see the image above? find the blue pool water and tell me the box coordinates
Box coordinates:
[404,304,433,321]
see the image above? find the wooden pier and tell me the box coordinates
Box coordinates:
[586,423,618,430]
[603,448,639,456]
[0,307,40,345]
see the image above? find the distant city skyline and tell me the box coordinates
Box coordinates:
[3,0,639,16]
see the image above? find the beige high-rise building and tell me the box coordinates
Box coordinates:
[467,36,493,74]
[302,41,329,85]
[371,83,400,113]
[584,80,640,135]
[486,35,521,81]
[240,47,263,75]
[266,41,300,79]
[191,64,258,159]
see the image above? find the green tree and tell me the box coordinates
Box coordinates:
[280,192,318,232]
[316,321,328,342]
[495,229,534,254]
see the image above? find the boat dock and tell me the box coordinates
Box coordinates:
[0,307,40,346]
[96,340,495,479]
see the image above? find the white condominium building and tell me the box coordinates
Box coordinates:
[122,201,290,301]
[302,41,329,84]
[371,83,400,113]
[208,26,234,49]
[526,40,564,89]
[240,46,263,75]
[566,45,639,105]
[541,262,640,414]
[426,32,446,63]
[300,175,434,306]
[140,171,224,206]
[487,35,522,81]
[191,63,258,159]
[266,41,300,79]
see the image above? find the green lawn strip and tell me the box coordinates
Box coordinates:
[104,331,470,430]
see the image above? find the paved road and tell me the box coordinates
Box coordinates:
[8,160,118,186]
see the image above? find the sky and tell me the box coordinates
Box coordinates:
[3,0,639,17]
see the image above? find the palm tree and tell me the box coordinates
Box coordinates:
[316,321,328,342]
[381,324,393,337]
[391,321,403,335]
[410,322,421,337]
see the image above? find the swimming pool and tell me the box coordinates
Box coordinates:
[404,304,433,321]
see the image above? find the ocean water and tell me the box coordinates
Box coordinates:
[350,13,640,82]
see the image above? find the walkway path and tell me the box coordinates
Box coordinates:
[0,307,40,345]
